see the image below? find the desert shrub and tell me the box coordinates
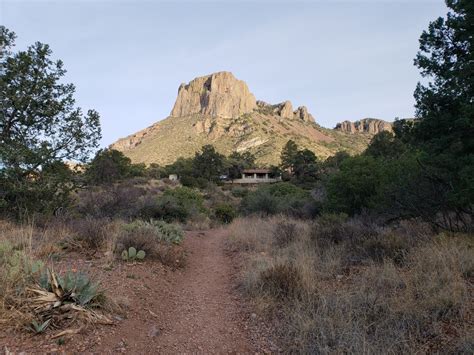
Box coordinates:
[229,216,472,353]
[117,220,184,259]
[74,183,147,218]
[213,203,237,224]
[240,182,311,217]
[147,187,206,223]
[68,218,108,250]
[117,224,157,256]
[273,221,299,248]
[311,217,415,265]
[147,219,184,244]
[231,186,249,198]
[259,263,303,300]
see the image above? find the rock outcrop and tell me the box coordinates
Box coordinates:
[170,71,257,118]
[335,118,392,134]
[256,100,315,122]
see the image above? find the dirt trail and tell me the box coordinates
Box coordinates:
[150,229,253,353]
[2,229,263,353]
[92,228,255,353]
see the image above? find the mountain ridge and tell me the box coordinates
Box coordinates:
[111,71,392,166]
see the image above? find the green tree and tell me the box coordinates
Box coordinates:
[0,26,101,217]
[227,151,256,180]
[193,145,225,182]
[409,0,473,228]
[280,140,299,171]
[364,131,406,159]
[325,155,385,215]
[86,149,133,184]
[293,149,319,184]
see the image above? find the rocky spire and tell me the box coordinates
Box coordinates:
[170,71,257,118]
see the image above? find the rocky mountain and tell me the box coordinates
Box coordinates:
[111,71,381,166]
[335,118,393,134]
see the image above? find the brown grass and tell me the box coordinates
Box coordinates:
[228,215,473,353]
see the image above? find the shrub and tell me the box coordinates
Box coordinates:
[231,186,249,198]
[259,263,303,300]
[147,187,206,223]
[240,182,310,217]
[213,203,237,224]
[69,218,108,250]
[229,216,472,353]
[273,221,299,248]
[117,220,184,259]
[74,183,147,219]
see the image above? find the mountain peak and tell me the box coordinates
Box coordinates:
[170,71,257,118]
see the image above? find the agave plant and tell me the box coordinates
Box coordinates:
[27,268,110,333]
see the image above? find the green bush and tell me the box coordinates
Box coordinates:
[231,186,249,198]
[122,220,184,245]
[240,182,310,217]
[213,203,237,224]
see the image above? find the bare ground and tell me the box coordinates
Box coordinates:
[1,229,275,353]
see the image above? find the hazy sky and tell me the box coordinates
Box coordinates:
[2,0,446,147]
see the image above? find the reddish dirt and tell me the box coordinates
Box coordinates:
[1,229,273,353]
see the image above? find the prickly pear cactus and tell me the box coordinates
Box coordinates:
[121,250,129,261]
[136,250,146,260]
[128,247,137,259]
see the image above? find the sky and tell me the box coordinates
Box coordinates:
[1,0,447,147]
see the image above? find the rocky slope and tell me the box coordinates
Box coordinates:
[111,71,381,166]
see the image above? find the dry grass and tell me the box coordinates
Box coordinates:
[228,215,473,353]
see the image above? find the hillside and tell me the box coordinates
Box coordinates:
[111,71,391,166]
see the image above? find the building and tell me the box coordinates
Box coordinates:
[230,169,281,184]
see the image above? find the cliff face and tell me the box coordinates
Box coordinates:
[335,118,393,134]
[111,71,378,166]
[170,72,257,118]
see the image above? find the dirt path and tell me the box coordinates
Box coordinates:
[2,229,266,353]
[149,229,254,353]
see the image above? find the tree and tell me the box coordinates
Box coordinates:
[86,149,133,184]
[192,145,225,182]
[292,149,319,184]
[364,131,406,159]
[227,151,256,181]
[410,0,473,228]
[325,155,385,215]
[280,140,299,171]
[0,26,101,217]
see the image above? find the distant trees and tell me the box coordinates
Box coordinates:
[86,149,147,184]
[280,140,319,186]
[227,151,256,181]
[0,26,101,218]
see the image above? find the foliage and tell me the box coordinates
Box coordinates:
[324,155,385,215]
[192,145,226,182]
[227,151,256,180]
[0,26,101,218]
[409,0,473,229]
[213,203,237,224]
[280,140,319,186]
[137,187,207,223]
[122,219,184,245]
[364,131,406,159]
[240,182,310,217]
[86,149,144,185]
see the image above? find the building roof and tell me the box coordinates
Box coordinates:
[243,168,271,174]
